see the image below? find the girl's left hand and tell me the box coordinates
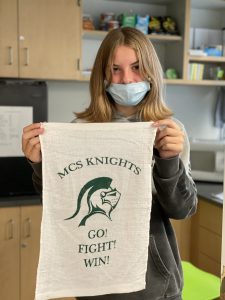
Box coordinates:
[153,119,184,159]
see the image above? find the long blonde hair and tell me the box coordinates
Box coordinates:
[76,27,172,122]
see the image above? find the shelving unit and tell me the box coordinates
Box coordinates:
[81,0,225,86]
[186,0,225,83]
[81,0,186,82]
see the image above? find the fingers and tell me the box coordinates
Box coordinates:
[156,135,184,151]
[22,123,44,163]
[22,123,43,145]
[153,119,180,131]
[156,127,183,143]
[153,119,184,158]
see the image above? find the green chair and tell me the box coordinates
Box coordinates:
[182,261,220,300]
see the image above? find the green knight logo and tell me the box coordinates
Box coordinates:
[65,177,121,226]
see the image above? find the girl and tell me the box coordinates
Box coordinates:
[22,27,197,300]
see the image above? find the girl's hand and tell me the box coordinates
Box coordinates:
[22,123,44,163]
[153,119,184,159]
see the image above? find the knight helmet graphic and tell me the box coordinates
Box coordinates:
[65,177,121,226]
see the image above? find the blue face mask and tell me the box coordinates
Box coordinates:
[106,81,151,106]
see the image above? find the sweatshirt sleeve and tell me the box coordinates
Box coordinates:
[152,120,198,220]
[29,161,43,195]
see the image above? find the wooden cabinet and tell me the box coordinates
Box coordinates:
[0,0,19,77]
[171,197,222,277]
[170,217,192,261]
[0,207,20,300]
[0,204,76,300]
[190,197,222,277]
[20,205,42,300]
[18,0,81,80]
[0,205,42,300]
[0,0,81,80]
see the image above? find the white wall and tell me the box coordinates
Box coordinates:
[47,81,90,123]
[166,85,220,140]
[47,80,220,140]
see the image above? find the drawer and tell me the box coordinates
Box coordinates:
[199,227,221,262]
[198,199,222,235]
[198,253,221,277]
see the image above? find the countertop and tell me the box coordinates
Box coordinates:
[0,182,223,207]
[195,181,223,205]
[0,194,41,207]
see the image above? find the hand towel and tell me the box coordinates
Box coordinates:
[35,122,156,300]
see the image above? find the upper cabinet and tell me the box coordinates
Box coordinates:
[0,0,81,80]
[0,0,19,77]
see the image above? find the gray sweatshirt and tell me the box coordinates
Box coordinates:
[30,112,197,300]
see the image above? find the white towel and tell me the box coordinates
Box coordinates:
[35,122,156,300]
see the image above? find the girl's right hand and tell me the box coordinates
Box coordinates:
[22,123,44,163]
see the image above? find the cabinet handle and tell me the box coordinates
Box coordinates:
[77,58,80,71]
[6,219,14,240]
[24,47,29,66]
[8,47,13,65]
[23,217,31,238]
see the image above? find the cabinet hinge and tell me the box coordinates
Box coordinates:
[77,58,80,71]
[77,0,81,6]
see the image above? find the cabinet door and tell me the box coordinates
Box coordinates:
[191,197,222,277]
[171,218,192,261]
[0,0,19,77]
[0,207,20,300]
[18,0,81,80]
[20,205,42,300]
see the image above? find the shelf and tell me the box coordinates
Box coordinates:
[109,0,173,4]
[189,56,225,63]
[165,79,225,86]
[146,34,182,42]
[83,30,182,42]
[190,139,225,151]
[79,76,225,86]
